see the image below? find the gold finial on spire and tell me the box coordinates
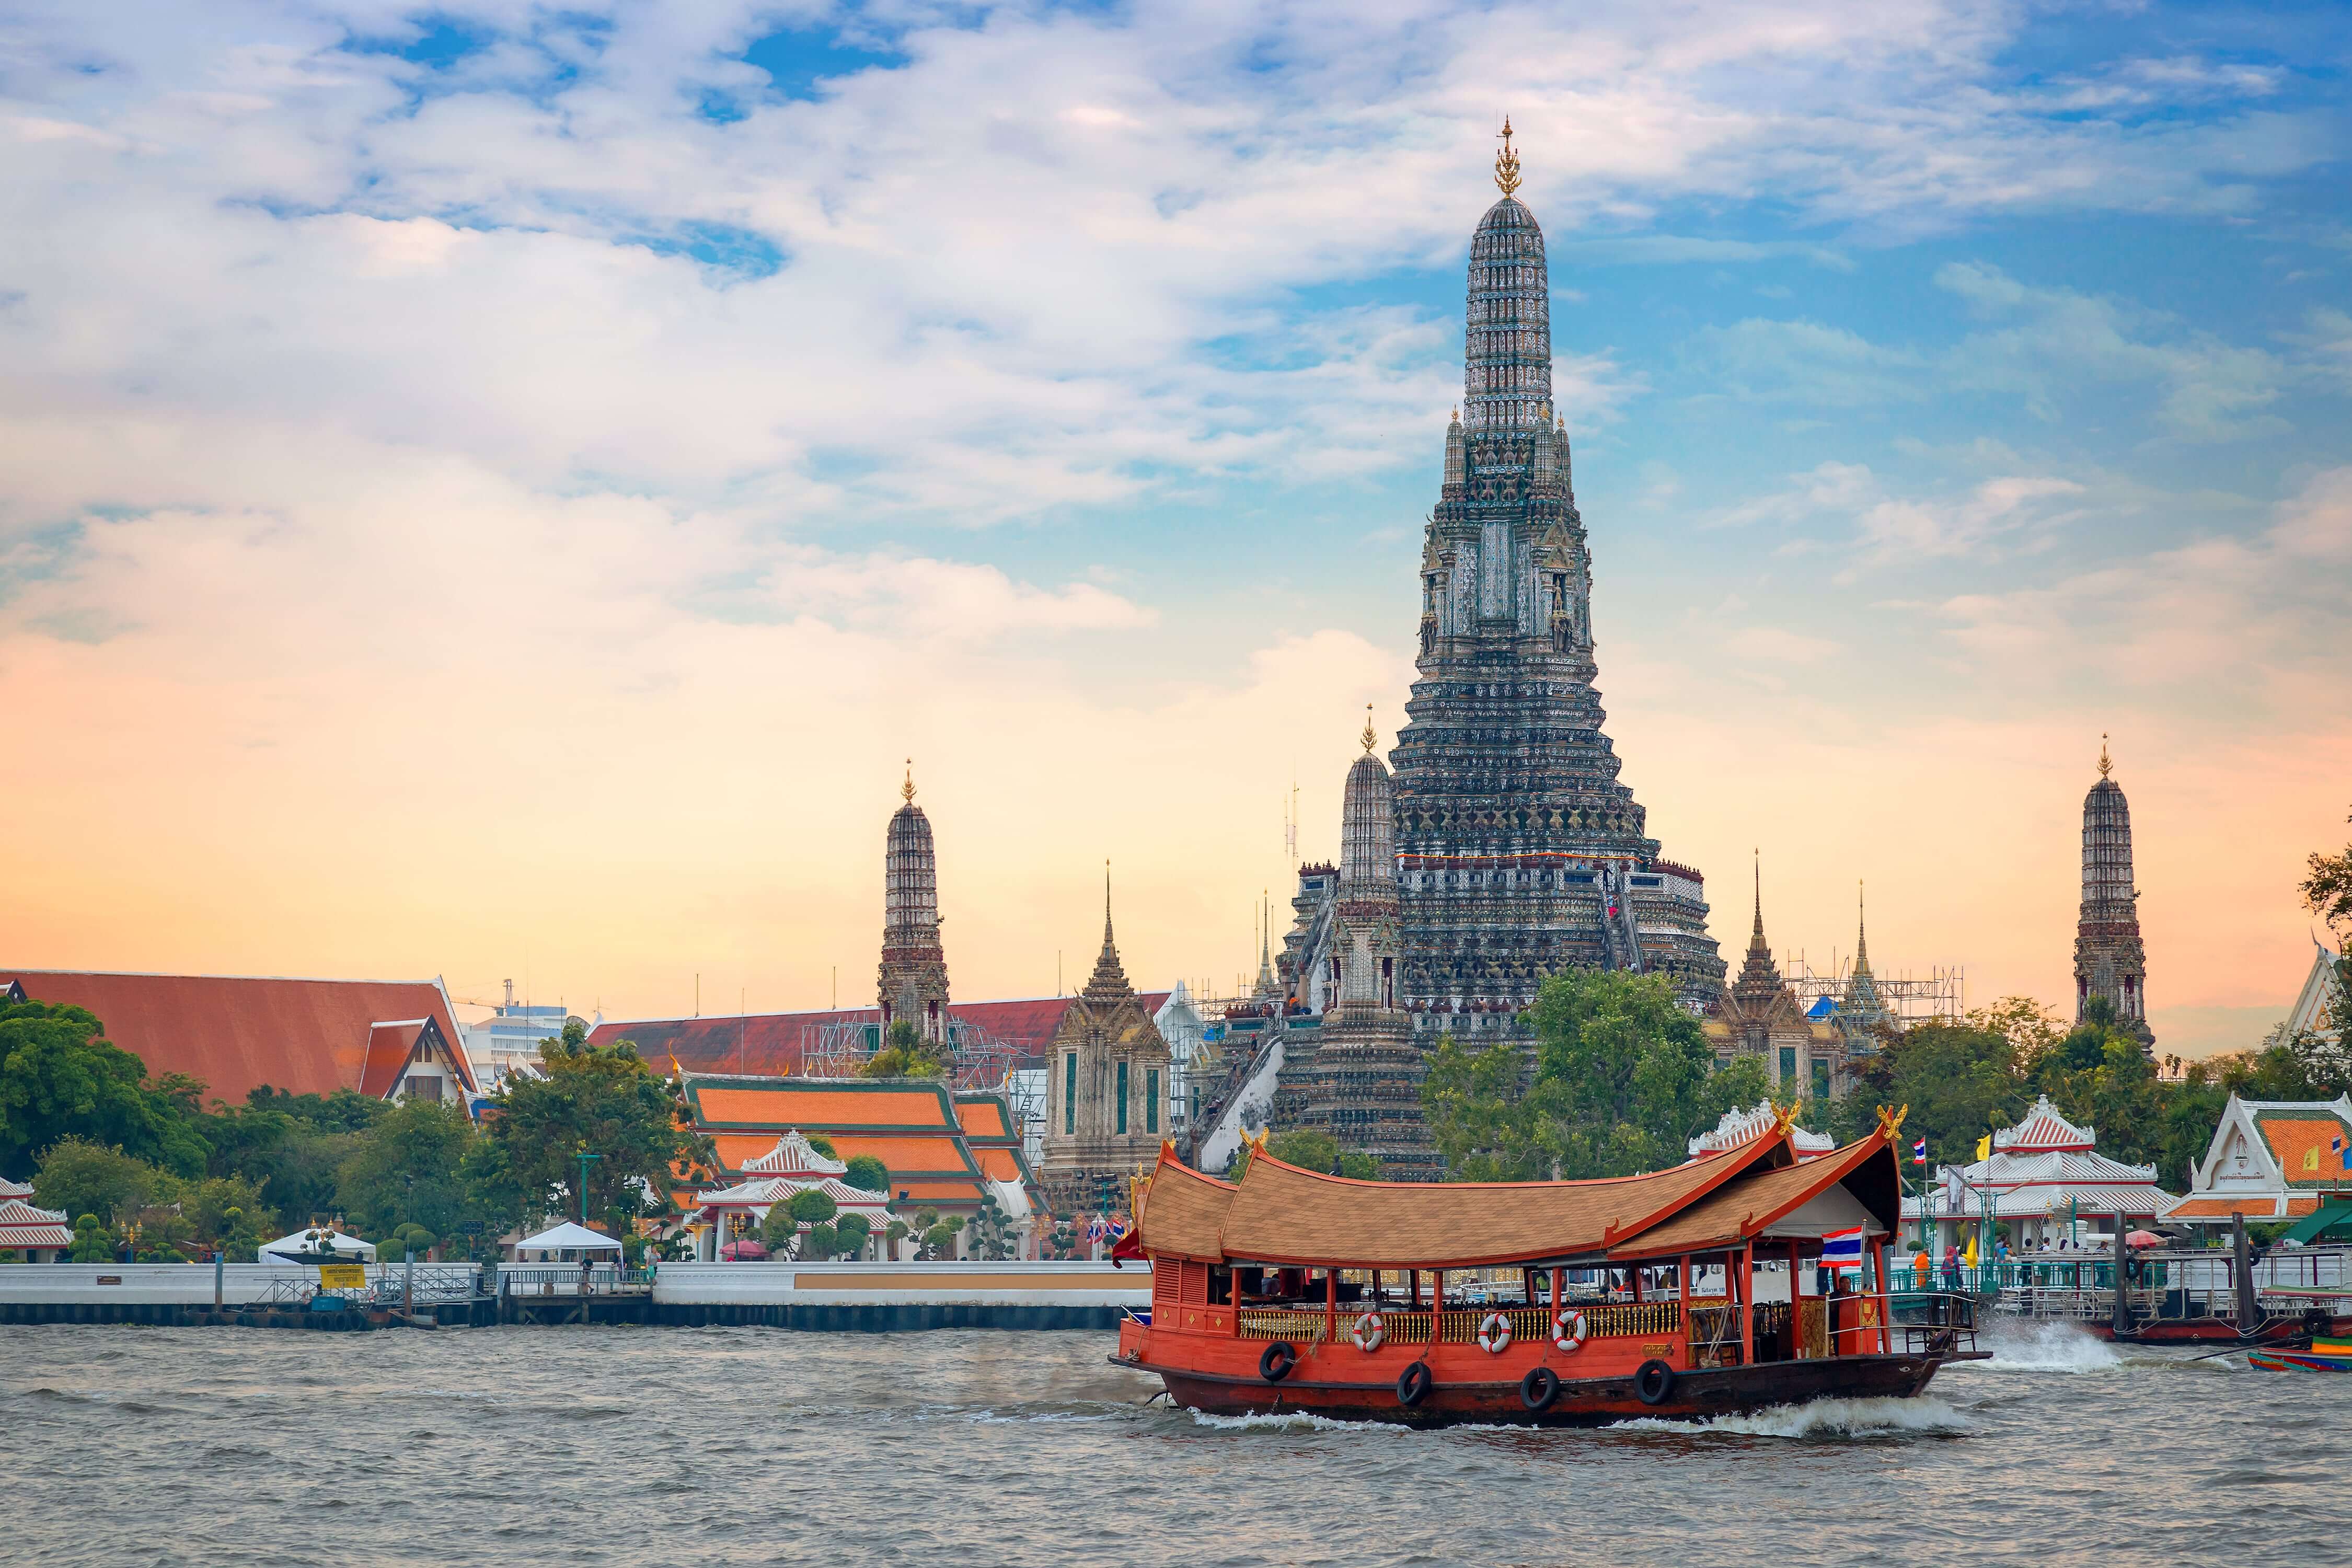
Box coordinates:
[1362,704,1377,755]
[2099,733,2112,779]
[902,758,916,803]
[1493,116,1521,197]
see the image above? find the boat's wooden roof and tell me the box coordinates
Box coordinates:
[1137,1122,1905,1269]
[1611,1132,1901,1258]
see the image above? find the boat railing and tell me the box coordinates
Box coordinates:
[1233,1300,1683,1345]
[1889,1290,1979,1355]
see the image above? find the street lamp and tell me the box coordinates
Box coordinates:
[576,1148,602,1226]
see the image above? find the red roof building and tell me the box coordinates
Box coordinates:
[1,970,479,1105]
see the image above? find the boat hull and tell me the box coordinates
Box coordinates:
[2097,1313,2352,1345]
[1126,1351,1972,1427]
[2247,1350,2352,1373]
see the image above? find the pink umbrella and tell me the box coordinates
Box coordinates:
[719,1238,770,1261]
[2125,1230,2163,1247]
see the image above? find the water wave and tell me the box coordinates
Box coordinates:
[1186,1408,1416,1434]
[1962,1322,2121,1373]
[1606,1396,1969,1438]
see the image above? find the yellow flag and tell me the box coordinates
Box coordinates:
[2305,1146,2321,1173]
[1976,1135,1991,1161]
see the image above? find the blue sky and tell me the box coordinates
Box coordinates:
[1,1,2347,1053]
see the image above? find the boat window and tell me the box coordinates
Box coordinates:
[1208,1266,1232,1305]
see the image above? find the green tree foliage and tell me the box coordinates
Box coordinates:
[1263,1128,1378,1180]
[1421,969,1772,1181]
[184,1177,276,1259]
[2302,806,2352,945]
[68,1213,117,1262]
[841,1155,890,1193]
[0,1000,211,1177]
[334,1100,481,1244]
[471,1022,687,1231]
[1848,1004,2038,1165]
[858,1021,947,1079]
[33,1138,171,1225]
[833,1212,872,1259]
[965,1192,1019,1259]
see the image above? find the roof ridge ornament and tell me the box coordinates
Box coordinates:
[2098,733,2112,779]
[1362,704,1377,755]
[903,758,916,803]
[1494,116,1521,197]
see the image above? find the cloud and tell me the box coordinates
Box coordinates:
[1690,263,2290,440]
[1725,626,1840,664]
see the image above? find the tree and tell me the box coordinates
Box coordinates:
[760,1187,839,1257]
[472,1023,687,1231]
[859,1021,947,1080]
[1422,969,1766,1181]
[335,1100,480,1243]
[966,1192,1020,1259]
[1849,1005,2035,1165]
[834,1212,872,1260]
[68,1213,116,1262]
[184,1176,276,1258]
[2302,806,2352,942]
[0,1000,210,1177]
[841,1155,890,1193]
[1264,1128,1378,1180]
[33,1138,173,1225]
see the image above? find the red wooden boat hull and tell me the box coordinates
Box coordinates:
[1118,1348,1971,1427]
[2093,1313,2352,1345]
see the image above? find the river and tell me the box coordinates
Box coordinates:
[4,1321,2336,1566]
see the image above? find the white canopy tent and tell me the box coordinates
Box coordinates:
[512,1221,625,1262]
[260,1227,377,1263]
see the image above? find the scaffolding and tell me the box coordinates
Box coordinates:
[797,1011,1025,1096]
[1782,955,1967,1028]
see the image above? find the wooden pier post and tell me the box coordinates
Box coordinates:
[2232,1213,2257,1336]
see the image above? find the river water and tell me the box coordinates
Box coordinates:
[4,1321,2336,1566]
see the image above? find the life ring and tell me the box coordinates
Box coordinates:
[1396,1359,1434,1407]
[1475,1311,1513,1354]
[1258,1340,1297,1382]
[1350,1311,1386,1353]
[1519,1365,1560,1412]
[1551,1308,1589,1353]
[1634,1358,1676,1406]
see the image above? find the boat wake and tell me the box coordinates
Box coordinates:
[1962,1322,2121,1373]
[1185,1409,1417,1434]
[1607,1396,1969,1439]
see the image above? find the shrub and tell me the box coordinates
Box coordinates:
[841,1155,889,1193]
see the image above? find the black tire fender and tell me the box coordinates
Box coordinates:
[1396,1359,1434,1407]
[1634,1358,1676,1406]
[1259,1340,1298,1382]
[1519,1365,1561,1412]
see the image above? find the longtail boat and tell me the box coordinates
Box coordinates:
[1111,1108,1983,1426]
[2247,1336,2352,1373]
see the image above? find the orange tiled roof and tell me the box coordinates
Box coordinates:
[2164,1196,2284,1219]
[1624,1135,1900,1256]
[2259,1117,2352,1186]
[973,1147,1024,1182]
[4,969,476,1102]
[956,1099,1012,1139]
[694,1081,953,1129]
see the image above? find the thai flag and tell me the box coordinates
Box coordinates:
[1821,1226,1866,1272]
[2335,1133,2348,1170]
[1911,1137,1927,1165]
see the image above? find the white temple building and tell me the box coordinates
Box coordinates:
[2161,1092,2352,1230]
[1903,1096,2175,1250]
[690,1130,894,1261]
[1689,1102,1834,1161]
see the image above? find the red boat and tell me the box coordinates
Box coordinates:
[1112,1110,1982,1426]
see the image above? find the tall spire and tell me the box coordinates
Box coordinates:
[1362,704,1377,754]
[1734,850,1784,998]
[1749,849,1765,949]
[2099,732,2112,779]
[1083,860,1133,1000]
[1493,116,1521,197]
[902,757,916,803]
[1853,880,1872,977]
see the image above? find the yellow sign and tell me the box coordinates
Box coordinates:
[2305,1147,2321,1173]
[317,1264,367,1289]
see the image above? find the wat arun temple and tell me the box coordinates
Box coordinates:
[1224,127,1726,1179]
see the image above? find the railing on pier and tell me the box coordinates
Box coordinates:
[501,1265,654,1298]
[1888,1290,1979,1354]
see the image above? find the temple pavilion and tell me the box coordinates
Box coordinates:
[0,1178,72,1262]
[688,1130,895,1261]
[1690,1103,1832,1161]
[2162,1092,2352,1236]
[1903,1095,2175,1250]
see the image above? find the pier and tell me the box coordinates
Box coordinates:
[0,1260,1149,1332]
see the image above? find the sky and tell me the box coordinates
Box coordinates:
[3,1,2348,1059]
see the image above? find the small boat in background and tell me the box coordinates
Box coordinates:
[2247,1336,2352,1373]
